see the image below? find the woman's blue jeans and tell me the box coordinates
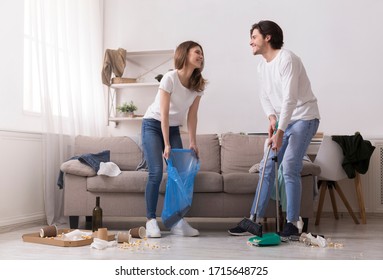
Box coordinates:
[141,118,183,219]
[250,118,320,222]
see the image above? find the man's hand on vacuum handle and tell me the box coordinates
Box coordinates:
[268,115,278,138]
[268,115,283,151]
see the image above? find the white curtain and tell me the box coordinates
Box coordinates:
[24,0,107,225]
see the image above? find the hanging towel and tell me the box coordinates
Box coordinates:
[332,132,375,179]
[101,48,127,86]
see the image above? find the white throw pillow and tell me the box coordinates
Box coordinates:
[249,162,261,173]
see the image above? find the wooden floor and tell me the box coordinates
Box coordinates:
[1,214,383,260]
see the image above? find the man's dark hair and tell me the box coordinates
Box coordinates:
[250,20,284,49]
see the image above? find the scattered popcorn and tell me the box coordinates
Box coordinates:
[81,235,92,240]
[117,238,170,251]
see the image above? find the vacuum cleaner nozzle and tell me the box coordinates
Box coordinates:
[238,217,263,237]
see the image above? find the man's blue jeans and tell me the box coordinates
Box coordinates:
[250,118,320,222]
[141,118,183,219]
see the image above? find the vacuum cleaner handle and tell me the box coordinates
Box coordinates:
[272,121,280,233]
[252,144,272,216]
[273,149,280,233]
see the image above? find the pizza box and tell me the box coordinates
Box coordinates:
[22,228,115,247]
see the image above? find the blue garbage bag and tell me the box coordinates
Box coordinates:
[161,149,200,229]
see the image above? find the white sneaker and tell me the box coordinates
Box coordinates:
[170,219,199,237]
[146,219,161,238]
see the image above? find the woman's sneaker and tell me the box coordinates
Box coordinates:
[171,219,199,237]
[146,219,161,238]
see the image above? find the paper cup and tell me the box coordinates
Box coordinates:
[40,225,58,238]
[97,228,108,241]
[129,226,146,239]
[116,231,131,243]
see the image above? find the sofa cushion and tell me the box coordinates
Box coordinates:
[60,159,97,177]
[75,135,142,171]
[87,170,223,194]
[193,171,223,192]
[87,171,148,192]
[159,171,223,193]
[181,134,221,173]
[223,173,259,194]
[221,133,267,174]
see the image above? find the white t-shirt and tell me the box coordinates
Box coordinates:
[144,70,204,126]
[257,49,320,131]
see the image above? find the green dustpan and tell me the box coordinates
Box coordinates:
[248,233,281,247]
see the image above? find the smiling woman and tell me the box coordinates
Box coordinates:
[141,41,207,238]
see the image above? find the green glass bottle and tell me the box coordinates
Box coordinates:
[92,196,103,232]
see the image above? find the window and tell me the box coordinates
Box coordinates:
[23,0,70,116]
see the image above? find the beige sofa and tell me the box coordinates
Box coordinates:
[62,133,320,231]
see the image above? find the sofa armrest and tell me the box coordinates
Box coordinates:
[63,174,89,216]
[249,160,321,177]
[60,159,96,177]
[301,161,321,176]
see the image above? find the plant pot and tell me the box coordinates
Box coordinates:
[117,111,134,118]
[126,112,134,118]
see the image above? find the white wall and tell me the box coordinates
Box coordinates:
[1,0,383,136]
[0,0,45,227]
[0,130,45,227]
[103,0,383,138]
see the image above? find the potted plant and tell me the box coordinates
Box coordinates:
[116,101,138,118]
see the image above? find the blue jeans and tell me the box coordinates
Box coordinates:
[141,118,183,219]
[250,118,319,222]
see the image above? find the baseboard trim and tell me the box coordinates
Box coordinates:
[0,213,46,230]
[0,218,47,234]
